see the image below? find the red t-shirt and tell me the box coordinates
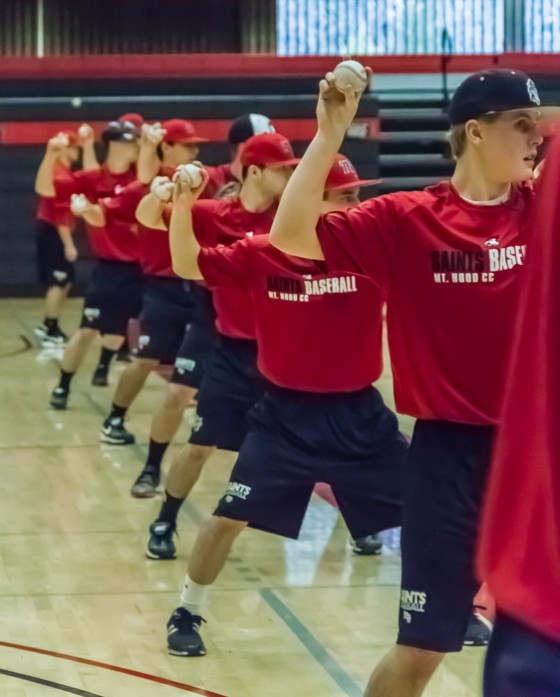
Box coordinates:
[55,165,138,262]
[100,180,174,274]
[36,163,74,228]
[191,197,276,339]
[318,181,535,424]
[202,163,237,199]
[478,138,560,643]
[199,235,384,392]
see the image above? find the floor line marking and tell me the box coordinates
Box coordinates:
[260,588,363,697]
[0,641,228,697]
[0,668,106,697]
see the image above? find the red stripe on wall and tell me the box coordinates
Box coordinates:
[0,53,559,80]
[0,118,379,145]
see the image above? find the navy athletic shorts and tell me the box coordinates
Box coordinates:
[213,385,408,539]
[36,220,75,288]
[80,259,143,336]
[188,335,268,452]
[171,284,217,389]
[484,613,560,697]
[397,420,494,653]
[134,276,194,365]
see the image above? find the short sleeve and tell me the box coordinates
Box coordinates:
[198,237,251,290]
[317,194,398,287]
[192,201,220,247]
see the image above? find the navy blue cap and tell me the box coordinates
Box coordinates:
[102,120,138,143]
[449,69,543,126]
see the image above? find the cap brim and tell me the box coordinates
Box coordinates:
[266,158,302,168]
[486,106,560,123]
[326,178,382,191]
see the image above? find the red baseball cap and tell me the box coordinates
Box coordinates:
[324,153,381,191]
[240,133,300,168]
[162,119,208,144]
[119,113,144,128]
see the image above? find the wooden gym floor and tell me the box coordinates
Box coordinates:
[0,298,483,697]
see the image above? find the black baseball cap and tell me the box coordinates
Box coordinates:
[228,114,275,146]
[449,69,560,126]
[102,120,139,143]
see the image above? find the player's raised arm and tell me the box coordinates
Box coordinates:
[35,134,69,197]
[137,123,165,185]
[270,70,365,259]
[169,171,209,281]
[77,124,100,171]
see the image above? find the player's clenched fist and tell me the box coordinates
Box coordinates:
[142,122,166,146]
[46,133,70,154]
[70,193,91,217]
[150,176,174,202]
[317,64,371,140]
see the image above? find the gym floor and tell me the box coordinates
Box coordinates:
[0,298,482,697]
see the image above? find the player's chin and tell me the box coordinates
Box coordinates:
[511,165,535,182]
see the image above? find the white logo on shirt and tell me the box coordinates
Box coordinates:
[484,238,499,247]
[245,231,254,237]
[114,185,125,195]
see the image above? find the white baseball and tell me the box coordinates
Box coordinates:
[78,123,92,140]
[150,176,173,202]
[70,194,88,216]
[71,97,82,108]
[176,164,203,189]
[333,60,369,94]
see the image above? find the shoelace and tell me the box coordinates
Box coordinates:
[173,610,206,630]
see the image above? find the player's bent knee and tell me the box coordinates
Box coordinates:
[166,383,193,410]
[395,644,445,676]
[212,515,248,534]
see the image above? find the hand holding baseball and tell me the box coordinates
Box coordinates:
[172,165,210,209]
[317,61,371,140]
[70,193,90,217]
[47,133,70,155]
[78,123,94,146]
[150,176,174,202]
[142,122,166,146]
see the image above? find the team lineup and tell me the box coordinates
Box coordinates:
[30,63,560,696]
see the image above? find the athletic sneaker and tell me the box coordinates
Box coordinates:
[91,365,109,387]
[167,607,207,657]
[146,520,176,560]
[50,387,69,410]
[130,470,160,498]
[463,608,493,646]
[100,417,135,445]
[36,324,67,347]
[351,534,383,555]
[116,348,132,362]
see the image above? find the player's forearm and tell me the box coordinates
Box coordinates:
[56,225,74,247]
[270,131,340,259]
[82,204,106,228]
[137,143,160,185]
[136,193,166,229]
[35,153,58,197]
[81,142,100,171]
[169,204,203,280]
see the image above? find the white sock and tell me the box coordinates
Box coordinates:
[180,575,210,615]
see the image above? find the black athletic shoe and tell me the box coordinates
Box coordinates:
[100,417,135,445]
[116,349,132,362]
[463,609,493,647]
[167,607,207,657]
[351,534,383,556]
[91,365,109,386]
[50,386,69,410]
[146,520,177,560]
[130,470,160,498]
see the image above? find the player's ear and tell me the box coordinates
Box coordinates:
[465,119,483,147]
